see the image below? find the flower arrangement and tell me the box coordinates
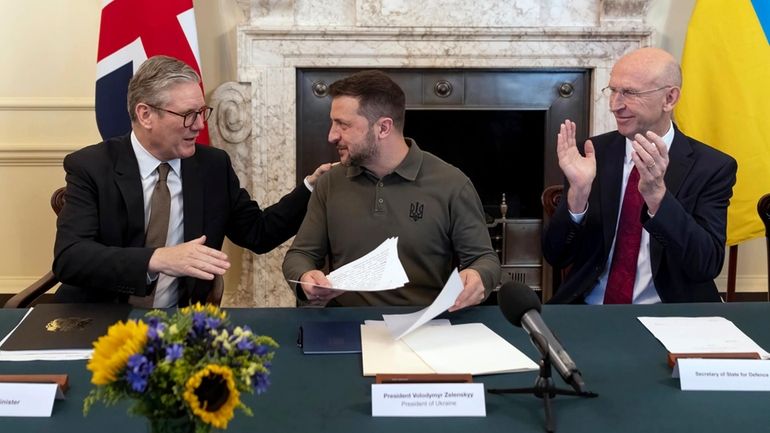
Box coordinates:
[83,304,278,433]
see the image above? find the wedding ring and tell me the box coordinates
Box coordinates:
[647,161,656,168]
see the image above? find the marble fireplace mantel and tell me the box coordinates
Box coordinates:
[210,0,652,307]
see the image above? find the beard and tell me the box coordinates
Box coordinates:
[346,127,379,167]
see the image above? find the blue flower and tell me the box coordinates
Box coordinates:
[253,372,270,395]
[125,354,154,393]
[236,338,255,352]
[146,317,165,341]
[192,312,207,334]
[165,344,184,362]
[253,344,269,356]
[205,316,221,329]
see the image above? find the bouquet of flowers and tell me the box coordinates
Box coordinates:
[83,303,278,433]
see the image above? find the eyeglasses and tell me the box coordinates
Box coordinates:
[601,85,672,100]
[146,104,213,128]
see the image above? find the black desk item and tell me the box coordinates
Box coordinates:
[0,303,130,351]
[299,320,362,354]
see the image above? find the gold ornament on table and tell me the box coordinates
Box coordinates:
[83,303,278,433]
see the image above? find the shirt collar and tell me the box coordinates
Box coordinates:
[624,120,675,164]
[345,137,423,181]
[393,138,422,181]
[130,131,181,179]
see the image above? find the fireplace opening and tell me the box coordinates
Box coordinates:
[404,109,546,220]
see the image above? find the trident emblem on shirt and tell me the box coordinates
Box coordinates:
[409,202,424,222]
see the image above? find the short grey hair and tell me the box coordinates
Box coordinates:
[127,55,200,122]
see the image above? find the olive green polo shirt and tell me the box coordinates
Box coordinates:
[283,139,501,306]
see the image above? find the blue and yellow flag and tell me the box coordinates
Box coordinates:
[675,0,770,245]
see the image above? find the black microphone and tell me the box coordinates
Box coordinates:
[498,281,588,395]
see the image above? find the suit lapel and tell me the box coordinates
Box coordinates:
[649,126,694,276]
[663,125,694,198]
[113,136,146,246]
[597,132,627,256]
[181,153,204,242]
[179,152,205,305]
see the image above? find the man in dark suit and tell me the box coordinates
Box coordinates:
[53,55,330,306]
[543,47,737,304]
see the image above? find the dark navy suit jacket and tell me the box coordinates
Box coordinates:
[53,134,310,305]
[543,125,737,303]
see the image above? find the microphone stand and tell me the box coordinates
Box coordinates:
[487,333,598,433]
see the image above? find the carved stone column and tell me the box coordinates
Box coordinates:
[209,82,297,307]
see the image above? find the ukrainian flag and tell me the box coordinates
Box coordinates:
[675,0,770,245]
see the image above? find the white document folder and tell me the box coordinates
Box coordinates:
[361,321,538,376]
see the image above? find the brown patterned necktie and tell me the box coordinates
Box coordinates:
[145,162,171,248]
[130,162,171,308]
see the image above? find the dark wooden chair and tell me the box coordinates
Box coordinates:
[3,187,224,308]
[757,193,770,301]
[541,184,563,218]
[541,185,565,297]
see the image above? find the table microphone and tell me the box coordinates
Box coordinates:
[498,281,589,395]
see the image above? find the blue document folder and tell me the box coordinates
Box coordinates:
[299,321,362,354]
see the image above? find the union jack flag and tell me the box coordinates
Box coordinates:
[95,0,209,144]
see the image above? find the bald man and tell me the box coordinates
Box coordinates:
[543,47,737,304]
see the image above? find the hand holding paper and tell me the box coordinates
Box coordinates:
[450,268,486,312]
[382,269,464,339]
[293,237,409,297]
[327,237,409,291]
[294,270,344,304]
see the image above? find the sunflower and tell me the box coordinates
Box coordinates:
[180,302,227,320]
[87,320,148,385]
[183,364,240,429]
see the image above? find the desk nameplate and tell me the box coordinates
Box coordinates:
[0,382,57,417]
[371,383,486,417]
[677,359,770,391]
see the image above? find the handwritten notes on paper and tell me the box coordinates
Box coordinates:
[327,237,409,291]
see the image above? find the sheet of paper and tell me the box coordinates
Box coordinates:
[382,269,463,339]
[326,237,409,291]
[360,322,435,376]
[364,319,451,327]
[638,316,770,359]
[402,323,539,375]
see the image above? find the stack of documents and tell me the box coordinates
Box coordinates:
[361,320,538,376]
[638,316,770,359]
[361,269,538,376]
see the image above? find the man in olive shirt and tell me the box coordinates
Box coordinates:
[283,70,500,310]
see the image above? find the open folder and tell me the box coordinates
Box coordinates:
[361,321,538,376]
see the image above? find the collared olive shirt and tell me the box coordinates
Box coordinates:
[283,139,501,306]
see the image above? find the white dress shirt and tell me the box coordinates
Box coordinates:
[571,122,674,304]
[130,132,183,308]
